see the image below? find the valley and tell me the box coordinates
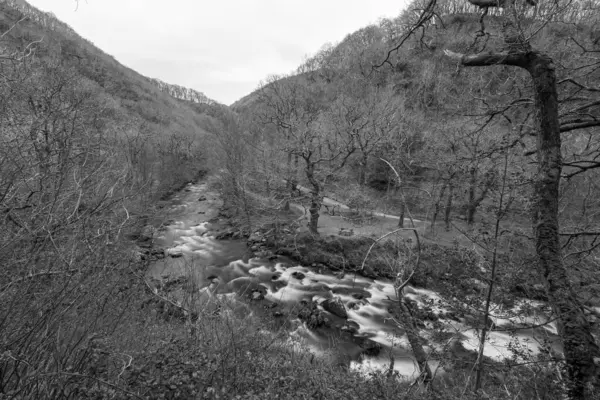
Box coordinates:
[1,0,599,399]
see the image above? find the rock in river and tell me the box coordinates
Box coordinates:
[322,297,348,319]
[166,248,183,258]
[291,271,306,280]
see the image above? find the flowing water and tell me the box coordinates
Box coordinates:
[147,182,562,379]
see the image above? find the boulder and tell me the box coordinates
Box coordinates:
[166,248,183,258]
[322,297,348,319]
[357,337,382,357]
[351,291,371,300]
[341,320,360,334]
[291,271,306,280]
[298,301,330,329]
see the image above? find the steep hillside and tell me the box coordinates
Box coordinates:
[0,0,216,148]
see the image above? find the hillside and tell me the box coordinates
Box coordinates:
[0,0,216,161]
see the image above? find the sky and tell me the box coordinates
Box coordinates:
[25,0,408,105]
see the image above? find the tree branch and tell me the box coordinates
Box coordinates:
[560,120,600,133]
[444,49,528,68]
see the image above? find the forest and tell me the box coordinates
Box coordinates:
[1,0,600,399]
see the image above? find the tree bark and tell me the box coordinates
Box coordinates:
[398,201,406,228]
[467,168,477,225]
[393,298,433,385]
[445,183,453,231]
[431,182,447,234]
[395,185,406,228]
[359,154,368,185]
[305,161,320,235]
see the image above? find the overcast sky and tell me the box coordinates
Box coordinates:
[26,0,408,105]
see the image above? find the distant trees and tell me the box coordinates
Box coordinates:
[330,81,399,185]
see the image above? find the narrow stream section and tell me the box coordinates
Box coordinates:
[147,182,561,379]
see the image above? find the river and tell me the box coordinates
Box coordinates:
[146,181,561,380]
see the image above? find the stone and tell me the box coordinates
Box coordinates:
[298,301,330,329]
[198,196,207,201]
[339,228,354,237]
[351,292,370,300]
[357,338,382,357]
[228,278,267,300]
[341,320,360,334]
[166,248,183,258]
[322,297,348,319]
[291,272,306,280]
[150,248,166,257]
[251,290,264,301]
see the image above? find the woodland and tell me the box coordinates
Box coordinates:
[1,0,600,399]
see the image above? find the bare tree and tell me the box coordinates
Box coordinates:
[257,74,356,235]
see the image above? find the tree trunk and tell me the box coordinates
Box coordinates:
[305,161,320,235]
[527,53,599,398]
[286,151,293,193]
[294,154,300,190]
[393,298,433,385]
[431,183,447,234]
[395,186,406,228]
[398,201,405,228]
[445,183,453,231]
[467,167,477,226]
[359,154,368,185]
